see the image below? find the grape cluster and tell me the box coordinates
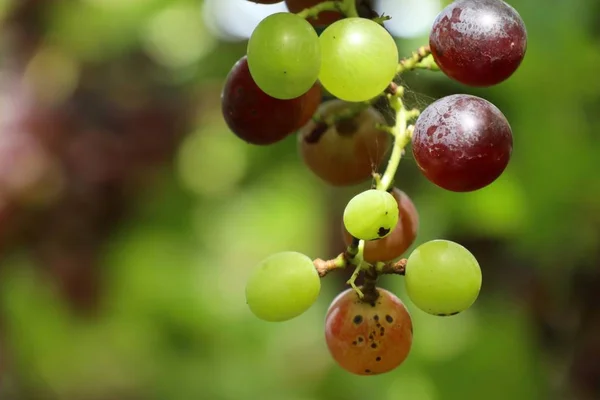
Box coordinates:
[227,0,527,376]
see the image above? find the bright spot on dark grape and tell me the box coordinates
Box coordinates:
[429,0,527,87]
[412,94,513,192]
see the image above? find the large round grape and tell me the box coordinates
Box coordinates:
[221,56,321,145]
[245,252,320,322]
[342,188,418,262]
[247,13,321,100]
[430,0,527,87]
[405,240,482,316]
[319,18,398,102]
[298,100,390,186]
[325,287,413,375]
[285,0,342,27]
[412,94,513,192]
[343,189,399,241]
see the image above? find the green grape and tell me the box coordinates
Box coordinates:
[245,251,321,322]
[319,18,398,102]
[405,240,482,316]
[247,13,321,100]
[343,189,399,241]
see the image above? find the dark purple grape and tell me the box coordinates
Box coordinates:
[412,94,512,192]
[429,0,527,87]
[221,56,322,145]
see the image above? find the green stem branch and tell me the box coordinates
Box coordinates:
[296,1,340,19]
[314,254,406,278]
[376,95,419,191]
[396,46,437,75]
[341,0,359,18]
[296,0,358,19]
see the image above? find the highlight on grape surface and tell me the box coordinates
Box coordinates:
[224,0,528,376]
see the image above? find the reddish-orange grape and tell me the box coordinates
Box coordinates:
[298,100,390,186]
[221,56,321,145]
[285,0,343,27]
[342,188,419,262]
[325,287,413,375]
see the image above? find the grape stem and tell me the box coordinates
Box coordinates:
[313,253,346,277]
[376,92,420,191]
[307,101,372,143]
[313,255,406,277]
[295,0,359,19]
[341,0,359,18]
[396,46,438,75]
[305,50,435,147]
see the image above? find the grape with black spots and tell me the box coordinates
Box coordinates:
[343,189,399,241]
[298,100,390,186]
[325,287,413,375]
[342,188,418,262]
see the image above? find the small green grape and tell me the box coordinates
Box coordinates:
[245,251,320,322]
[405,240,482,316]
[247,13,321,100]
[343,189,399,241]
[319,18,398,102]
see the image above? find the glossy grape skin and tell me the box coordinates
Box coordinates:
[343,189,399,241]
[247,13,321,100]
[342,188,418,262]
[325,287,413,376]
[319,18,398,102]
[298,100,390,186]
[412,94,512,192]
[405,240,482,316]
[221,56,321,145]
[245,252,321,322]
[430,0,527,87]
[285,0,342,27]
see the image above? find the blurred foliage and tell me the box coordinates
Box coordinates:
[0,0,597,399]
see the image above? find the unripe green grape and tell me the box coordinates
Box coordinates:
[247,13,321,100]
[319,18,398,102]
[405,240,482,316]
[343,189,399,241]
[245,251,320,322]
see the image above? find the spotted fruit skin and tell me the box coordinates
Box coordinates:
[324,287,413,375]
[342,188,419,262]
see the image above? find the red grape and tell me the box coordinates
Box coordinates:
[430,0,527,87]
[342,188,418,262]
[412,94,513,192]
[325,287,413,375]
[298,100,390,186]
[221,56,322,145]
[285,0,343,27]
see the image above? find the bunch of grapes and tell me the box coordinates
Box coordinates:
[224,0,527,375]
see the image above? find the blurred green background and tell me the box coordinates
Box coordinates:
[0,0,598,399]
